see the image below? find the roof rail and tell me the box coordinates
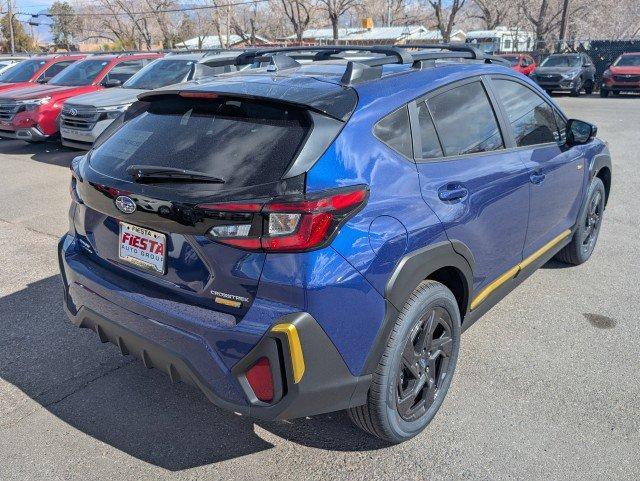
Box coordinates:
[235,45,413,67]
[398,43,511,66]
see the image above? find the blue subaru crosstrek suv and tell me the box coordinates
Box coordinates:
[58,45,612,443]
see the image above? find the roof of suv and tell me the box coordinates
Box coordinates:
[141,55,515,121]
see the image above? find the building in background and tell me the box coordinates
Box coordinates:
[286,24,466,46]
[465,26,535,53]
[179,35,269,49]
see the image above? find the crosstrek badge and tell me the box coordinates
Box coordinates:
[118,222,166,274]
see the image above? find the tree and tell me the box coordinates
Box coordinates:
[318,0,360,41]
[49,1,81,50]
[469,0,514,30]
[0,14,36,51]
[278,0,315,43]
[426,0,467,42]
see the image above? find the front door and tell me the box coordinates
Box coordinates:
[489,77,585,258]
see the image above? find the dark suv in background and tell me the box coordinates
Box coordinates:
[531,53,596,96]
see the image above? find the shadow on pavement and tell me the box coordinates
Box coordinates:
[0,139,78,167]
[0,276,387,471]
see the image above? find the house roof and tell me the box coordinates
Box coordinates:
[181,34,268,48]
[289,25,445,42]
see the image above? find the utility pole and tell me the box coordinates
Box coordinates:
[387,0,392,27]
[7,0,15,55]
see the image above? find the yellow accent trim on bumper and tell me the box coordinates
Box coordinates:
[271,323,305,383]
[470,229,571,311]
[214,297,241,308]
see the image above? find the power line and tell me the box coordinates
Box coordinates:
[4,0,269,19]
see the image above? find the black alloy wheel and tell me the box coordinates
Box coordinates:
[581,187,603,257]
[396,307,453,422]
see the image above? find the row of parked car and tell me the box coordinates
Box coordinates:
[500,51,640,97]
[0,50,248,147]
[0,48,637,151]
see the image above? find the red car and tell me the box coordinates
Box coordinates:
[0,53,162,141]
[0,54,86,93]
[600,52,640,97]
[498,53,537,76]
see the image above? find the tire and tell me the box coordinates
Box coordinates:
[612,90,620,96]
[600,88,609,98]
[584,81,594,95]
[555,177,606,266]
[348,280,461,443]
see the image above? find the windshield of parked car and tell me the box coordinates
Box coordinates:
[614,55,640,67]
[0,59,46,82]
[123,59,194,90]
[49,59,108,86]
[501,55,520,66]
[540,55,581,68]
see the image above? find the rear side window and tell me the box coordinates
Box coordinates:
[89,96,310,188]
[416,102,443,159]
[374,106,413,158]
[427,81,503,157]
[493,79,559,146]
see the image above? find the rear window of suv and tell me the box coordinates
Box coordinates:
[89,96,310,188]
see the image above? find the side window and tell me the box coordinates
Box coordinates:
[105,60,145,83]
[427,81,504,156]
[416,102,444,159]
[374,106,413,158]
[38,61,74,82]
[493,79,559,146]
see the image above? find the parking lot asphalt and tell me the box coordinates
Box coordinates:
[0,95,638,481]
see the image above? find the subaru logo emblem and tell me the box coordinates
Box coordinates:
[115,196,136,214]
[69,108,78,116]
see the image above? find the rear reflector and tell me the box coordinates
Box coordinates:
[245,357,274,402]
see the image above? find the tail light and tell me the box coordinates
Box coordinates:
[245,357,274,402]
[198,186,368,252]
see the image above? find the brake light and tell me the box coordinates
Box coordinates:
[198,186,368,252]
[245,357,274,402]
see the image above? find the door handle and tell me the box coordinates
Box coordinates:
[530,172,546,184]
[438,184,468,202]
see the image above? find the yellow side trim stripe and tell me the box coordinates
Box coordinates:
[470,229,571,311]
[271,323,305,383]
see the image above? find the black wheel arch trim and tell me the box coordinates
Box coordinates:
[362,240,474,375]
[589,148,612,206]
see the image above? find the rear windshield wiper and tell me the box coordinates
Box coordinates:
[129,165,225,184]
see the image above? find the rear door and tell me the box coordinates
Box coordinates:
[412,77,531,296]
[488,76,584,258]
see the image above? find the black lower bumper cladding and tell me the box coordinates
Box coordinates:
[65,306,371,420]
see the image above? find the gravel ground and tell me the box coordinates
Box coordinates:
[0,95,638,481]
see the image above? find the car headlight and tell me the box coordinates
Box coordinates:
[97,103,131,119]
[16,97,51,111]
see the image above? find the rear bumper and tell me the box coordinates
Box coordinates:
[58,234,370,420]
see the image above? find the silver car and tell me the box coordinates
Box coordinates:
[60,51,246,149]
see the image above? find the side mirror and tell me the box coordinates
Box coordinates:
[566,119,597,146]
[36,77,47,84]
[102,78,122,88]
